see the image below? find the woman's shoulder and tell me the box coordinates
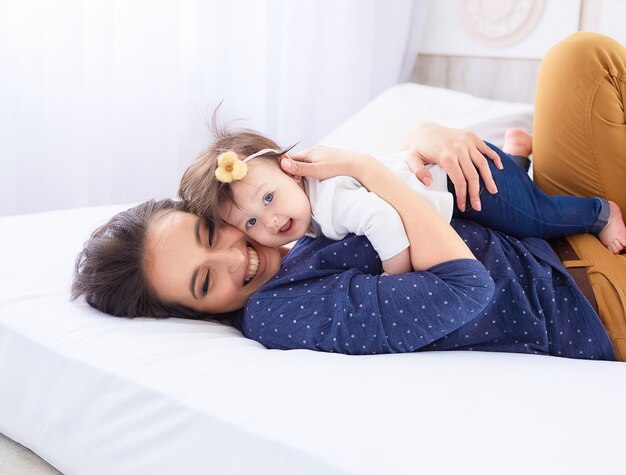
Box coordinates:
[282,234,383,273]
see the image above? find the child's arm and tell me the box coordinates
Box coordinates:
[282,147,475,271]
[323,181,413,275]
[381,248,412,274]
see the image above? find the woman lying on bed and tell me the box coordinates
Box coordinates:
[72,32,626,361]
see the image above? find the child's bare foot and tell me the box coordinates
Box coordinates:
[598,200,626,254]
[503,128,533,157]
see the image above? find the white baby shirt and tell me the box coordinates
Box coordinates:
[303,151,453,261]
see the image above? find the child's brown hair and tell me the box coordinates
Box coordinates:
[178,110,295,227]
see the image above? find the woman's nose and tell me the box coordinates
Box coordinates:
[204,246,245,272]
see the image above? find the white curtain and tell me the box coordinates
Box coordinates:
[0,0,429,216]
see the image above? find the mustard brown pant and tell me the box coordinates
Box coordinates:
[533,32,626,360]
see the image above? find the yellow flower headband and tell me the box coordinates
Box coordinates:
[214,148,280,184]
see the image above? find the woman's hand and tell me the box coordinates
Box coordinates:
[280,146,373,181]
[402,122,502,212]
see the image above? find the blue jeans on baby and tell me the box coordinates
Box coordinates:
[448,143,609,238]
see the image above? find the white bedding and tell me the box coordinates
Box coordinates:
[2,84,625,475]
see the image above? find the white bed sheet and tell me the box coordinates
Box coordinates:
[2,84,626,475]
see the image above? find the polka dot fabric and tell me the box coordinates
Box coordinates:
[241,219,615,361]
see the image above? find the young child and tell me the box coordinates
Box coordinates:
[179,123,626,275]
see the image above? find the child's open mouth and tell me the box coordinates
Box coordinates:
[279,219,293,234]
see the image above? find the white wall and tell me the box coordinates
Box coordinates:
[418,0,626,59]
[586,0,626,44]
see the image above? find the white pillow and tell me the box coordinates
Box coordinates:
[320,82,533,153]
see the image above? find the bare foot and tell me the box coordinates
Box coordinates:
[598,200,626,254]
[503,128,533,157]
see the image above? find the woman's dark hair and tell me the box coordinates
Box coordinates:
[71,199,215,320]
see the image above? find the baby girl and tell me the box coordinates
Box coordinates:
[179,120,626,275]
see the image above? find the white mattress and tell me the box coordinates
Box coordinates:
[2,84,626,475]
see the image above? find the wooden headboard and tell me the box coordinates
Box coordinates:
[412,54,539,104]
[411,0,586,105]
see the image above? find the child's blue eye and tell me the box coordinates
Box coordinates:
[263,192,274,205]
[246,218,257,229]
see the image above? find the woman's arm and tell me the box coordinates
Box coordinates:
[245,239,494,355]
[401,122,502,212]
[282,147,475,270]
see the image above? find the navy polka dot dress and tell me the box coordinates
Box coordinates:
[241,219,615,361]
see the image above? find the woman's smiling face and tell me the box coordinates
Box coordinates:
[143,211,283,314]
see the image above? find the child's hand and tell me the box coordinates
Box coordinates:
[402,122,501,212]
[280,146,374,181]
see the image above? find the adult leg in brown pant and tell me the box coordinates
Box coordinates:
[533,32,626,360]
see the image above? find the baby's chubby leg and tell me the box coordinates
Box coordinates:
[450,143,608,240]
[452,141,626,253]
[502,128,532,157]
[502,129,626,253]
[502,128,532,172]
[598,201,626,253]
